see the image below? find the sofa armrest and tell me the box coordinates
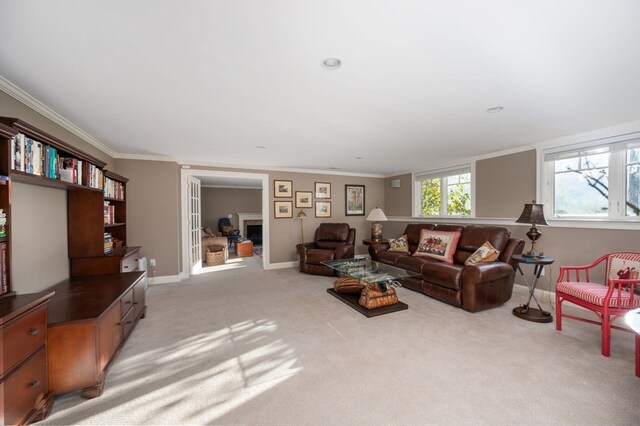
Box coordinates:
[296,242,317,256]
[368,243,390,260]
[334,244,354,260]
[499,238,525,270]
[461,262,516,312]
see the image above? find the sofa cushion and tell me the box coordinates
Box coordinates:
[317,223,350,242]
[454,226,510,265]
[420,261,464,291]
[316,241,347,250]
[465,241,501,266]
[413,229,461,264]
[376,250,410,266]
[403,223,436,252]
[396,255,429,274]
[388,234,409,253]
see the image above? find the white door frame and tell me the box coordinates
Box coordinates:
[180,167,269,278]
[187,175,202,275]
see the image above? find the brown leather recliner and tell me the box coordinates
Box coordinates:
[296,223,356,276]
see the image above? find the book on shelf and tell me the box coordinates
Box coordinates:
[0,242,7,295]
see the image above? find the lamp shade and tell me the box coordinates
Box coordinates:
[297,209,307,219]
[366,207,388,222]
[515,201,548,226]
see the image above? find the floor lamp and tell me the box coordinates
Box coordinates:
[297,209,307,244]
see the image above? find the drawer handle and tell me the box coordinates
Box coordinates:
[123,265,129,269]
[30,380,41,388]
[126,321,133,325]
[29,327,39,335]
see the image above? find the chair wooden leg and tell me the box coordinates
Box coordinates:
[556,295,562,331]
[602,314,611,357]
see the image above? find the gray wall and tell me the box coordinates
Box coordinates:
[201,187,262,231]
[384,174,413,216]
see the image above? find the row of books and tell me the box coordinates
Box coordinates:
[0,242,7,295]
[104,176,125,200]
[104,201,116,225]
[10,133,104,189]
[104,233,113,254]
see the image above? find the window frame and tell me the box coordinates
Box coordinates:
[413,164,474,218]
[541,133,640,223]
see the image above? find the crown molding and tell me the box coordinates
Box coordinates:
[113,152,177,162]
[0,75,116,158]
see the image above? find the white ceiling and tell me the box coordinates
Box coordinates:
[1,0,639,176]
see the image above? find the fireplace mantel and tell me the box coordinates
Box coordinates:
[237,213,262,238]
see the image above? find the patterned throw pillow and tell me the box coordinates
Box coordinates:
[413,230,461,264]
[607,254,640,281]
[465,241,501,266]
[388,234,409,253]
[222,225,235,235]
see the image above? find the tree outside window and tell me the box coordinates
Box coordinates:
[418,171,471,216]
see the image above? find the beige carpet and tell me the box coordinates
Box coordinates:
[42,258,639,425]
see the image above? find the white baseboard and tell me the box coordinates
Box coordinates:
[148,275,182,285]
[266,261,298,270]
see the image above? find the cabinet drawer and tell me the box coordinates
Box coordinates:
[2,347,47,426]
[2,305,47,373]
[121,305,136,338]
[120,254,138,273]
[120,288,134,318]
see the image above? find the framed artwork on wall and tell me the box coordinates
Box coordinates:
[274,201,293,218]
[315,201,331,218]
[274,180,293,198]
[295,191,313,208]
[315,182,331,199]
[345,184,365,216]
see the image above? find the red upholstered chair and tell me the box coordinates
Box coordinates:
[556,252,640,357]
[295,223,356,276]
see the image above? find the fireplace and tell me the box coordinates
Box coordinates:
[246,224,262,244]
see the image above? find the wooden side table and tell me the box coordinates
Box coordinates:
[511,254,554,323]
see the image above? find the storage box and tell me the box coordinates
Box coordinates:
[237,240,254,257]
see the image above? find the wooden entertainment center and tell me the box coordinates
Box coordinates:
[0,118,145,424]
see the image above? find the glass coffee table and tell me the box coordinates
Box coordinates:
[321,258,419,317]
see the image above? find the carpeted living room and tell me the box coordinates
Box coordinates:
[0,1,639,426]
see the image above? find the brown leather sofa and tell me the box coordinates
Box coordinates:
[296,223,356,276]
[369,224,524,312]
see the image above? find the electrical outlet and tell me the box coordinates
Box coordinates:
[150,258,156,267]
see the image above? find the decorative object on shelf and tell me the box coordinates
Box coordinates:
[295,191,312,208]
[315,201,331,218]
[366,207,387,240]
[345,184,365,216]
[0,209,6,237]
[296,209,307,244]
[314,182,331,199]
[274,201,293,218]
[273,180,292,198]
[515,200,549,258]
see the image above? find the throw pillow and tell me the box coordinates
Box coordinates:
[222,225,235,235]
[388,234,409,253]
[202,226,215,237]
[413,229,461,264]
[465,241,501,266]
[608,254,640,281]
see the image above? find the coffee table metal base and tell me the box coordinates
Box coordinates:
[327,288,408,318]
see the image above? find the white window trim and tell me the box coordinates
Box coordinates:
[413,163,474,218]
[538,133,640,231]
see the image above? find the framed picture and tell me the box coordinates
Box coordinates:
[315,201,331,218]
[315,182,331,199]
[345,184,365,216]
[295,191,313,208]
[274,201,293,218]
[274,180,293,198]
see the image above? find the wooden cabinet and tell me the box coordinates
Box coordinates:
[47,272,145,398]
[0,292,54,425]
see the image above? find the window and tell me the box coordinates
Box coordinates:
[544,134,640,220]
[415,166,471,216]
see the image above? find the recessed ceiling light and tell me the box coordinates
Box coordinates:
[255,146,267,149]
[328,167,342,170]
[355,156,363,160]
[486,106,504,113]
[322,58,342,69]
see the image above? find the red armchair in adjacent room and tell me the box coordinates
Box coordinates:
[556,252,640,357]
[295,223,356,276]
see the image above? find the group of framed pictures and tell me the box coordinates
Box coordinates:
[273,180,365,218]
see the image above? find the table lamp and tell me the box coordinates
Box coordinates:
[515,200,549,258]
[297,209,307,244]
[366,207,388,240]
